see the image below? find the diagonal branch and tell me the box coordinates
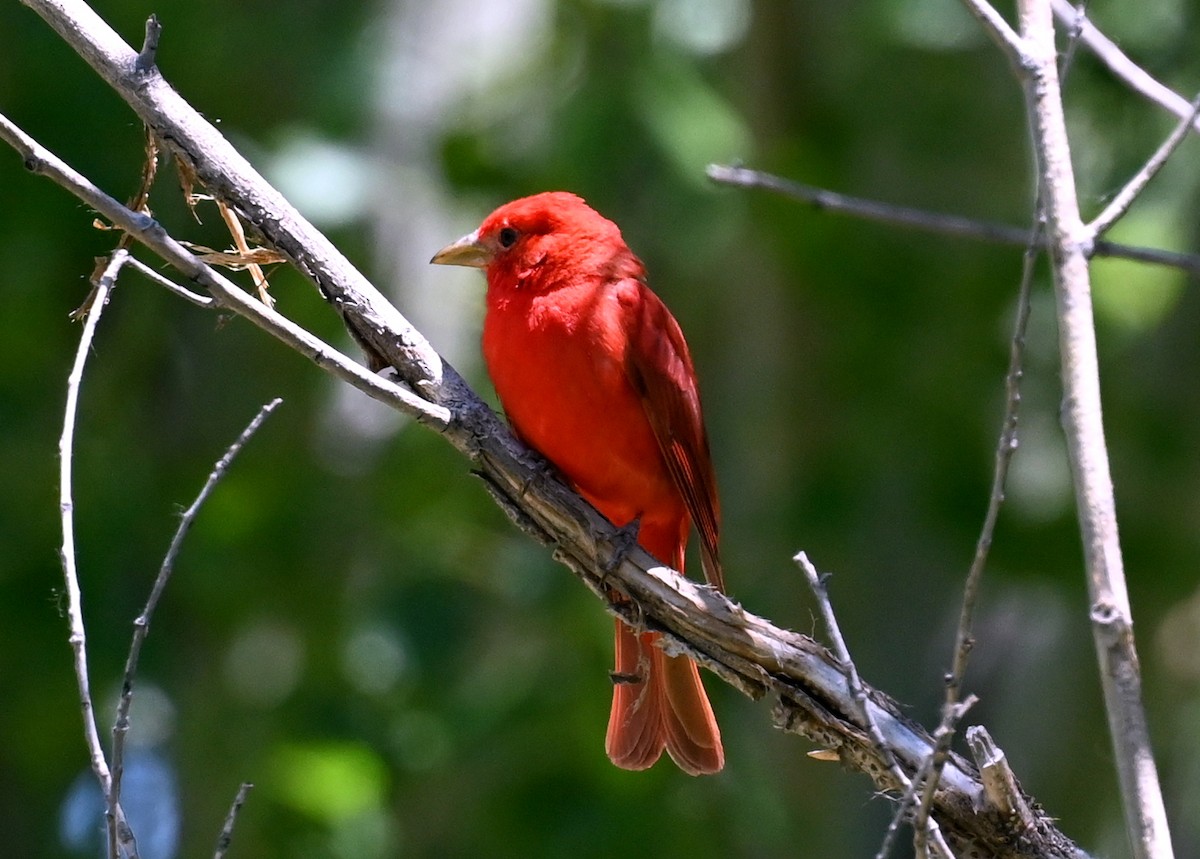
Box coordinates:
[959,0,1026,67]
[213,782,254,859]
[1087,91,1200,239]
[912,213,1041,853]
[22,0,443,390]
[110,398,281,849]
[10,2,1097,856]
[1050,0,1200,130]
[0,112,450,432]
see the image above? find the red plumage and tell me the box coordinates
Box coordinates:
[432,192,724,774]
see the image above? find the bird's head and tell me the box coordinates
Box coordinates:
[431,192,641,293]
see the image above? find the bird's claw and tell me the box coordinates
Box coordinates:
[602,517,642,578]
[515,448,557,499]
[609,670,643,686]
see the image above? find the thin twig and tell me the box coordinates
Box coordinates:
[959,0,1026,66]
[0,111,451,430]
[59,249,140,859]
[134,14,160,73]
[1056,1,1088,81]
[909,699,978,859]
[878,696,977,859]
[213,782,254,859]
[110,399,281,843]
[216,199,275,307]
[125,255,214,307]
[1050,0,1200,131]
[794,553,953,859]
[8,5,1096,851]
[911,699,981,857]
[1087,90,1200,239]
[912,0,1098,823]
[913,209,1042,850]
[706,164,1200,276]
[794,555,904,781]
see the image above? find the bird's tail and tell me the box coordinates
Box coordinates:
[604,618,724,775]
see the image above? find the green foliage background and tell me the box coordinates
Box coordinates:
[3,0,1199,857]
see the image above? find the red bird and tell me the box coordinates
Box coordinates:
[431,192,724,775]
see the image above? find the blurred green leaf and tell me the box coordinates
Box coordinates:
[268,741,389,821]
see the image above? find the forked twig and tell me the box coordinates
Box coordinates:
[911,207,1043,852]
[7,3,1102,853]
[0,112,450,431]
[705,164,1200,276]
[1050,0,1200,130]
[1088,91,1200,238]
[968,1,1175,856]
[110,399,281,842]
[59,248,140,859]
[794,553,953,859]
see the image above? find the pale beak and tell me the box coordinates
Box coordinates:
[430,230,491,269]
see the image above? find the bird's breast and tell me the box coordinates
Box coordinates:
[482,286,678,526]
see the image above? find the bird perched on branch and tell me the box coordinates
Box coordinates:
[432,192,724,774]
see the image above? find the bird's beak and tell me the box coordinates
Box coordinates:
[430,230,491,269]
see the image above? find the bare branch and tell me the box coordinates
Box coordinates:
[0,112,450,431]
[959,0,1026,66]
[794,552,952,859]
[706,164,1200,276]
[9,4,1098,855]
[111,399,281,845]
[21,0,444,389]
[967,727,1034,824]
[213,783,254,859]
[914,213,1041,840]
[1050,0,1200,130]
[1087,91,1200,239]
[59,248,140,859]
[125,255,214,307]
[965,0,1176,855]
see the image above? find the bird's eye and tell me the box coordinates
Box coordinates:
[498,227,519,249]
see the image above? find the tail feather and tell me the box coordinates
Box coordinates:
[661,647,723,774]
[604,619,723,775]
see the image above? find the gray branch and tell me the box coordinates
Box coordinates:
[1050,0,1200,131]
[961,1,1177,856]
[705,165,1200,276]
[111,398,280,847]
[58,247,141,859]
[9,0,1102,856]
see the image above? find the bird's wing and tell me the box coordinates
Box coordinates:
[618,279,724,592]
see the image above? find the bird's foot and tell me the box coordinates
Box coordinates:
[602,517,642,577]
[609,670,643,686]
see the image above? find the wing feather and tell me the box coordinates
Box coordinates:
[620,280,724,592]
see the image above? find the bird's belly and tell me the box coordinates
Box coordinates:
[484,316,678,527]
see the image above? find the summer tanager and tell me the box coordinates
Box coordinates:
[431,192,724,775]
